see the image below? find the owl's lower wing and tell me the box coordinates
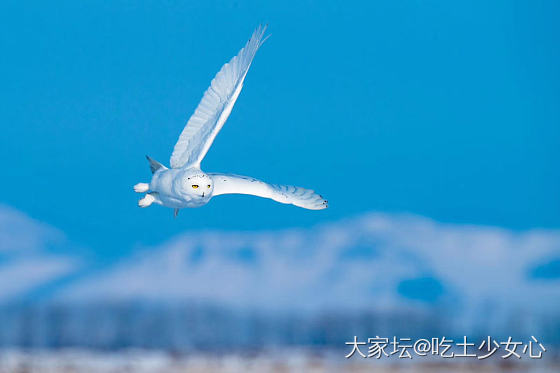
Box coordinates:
[209,173,328,210]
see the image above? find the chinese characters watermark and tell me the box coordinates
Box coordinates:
[345,336,546,359]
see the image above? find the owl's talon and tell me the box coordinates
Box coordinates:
[138,194,156,208]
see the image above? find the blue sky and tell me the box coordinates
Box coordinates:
[1,1,559,259]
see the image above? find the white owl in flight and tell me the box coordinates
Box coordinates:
[134,26,327,217]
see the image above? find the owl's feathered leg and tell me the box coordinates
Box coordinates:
[133,183,149,193]
[138,194,154,207]
[138,192,160,208]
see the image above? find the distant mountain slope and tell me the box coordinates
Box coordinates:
[0,205,79,303]
[0,205,559,348]
[60,213,560,310]
[57,213,560,336]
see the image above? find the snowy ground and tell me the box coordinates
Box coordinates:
[0,349,558,373]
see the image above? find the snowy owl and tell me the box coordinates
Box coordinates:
[134,25,327,217]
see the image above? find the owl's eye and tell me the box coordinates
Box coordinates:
[207,184,211,188]
[192,185,199,189]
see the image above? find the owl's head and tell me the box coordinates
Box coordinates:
[179,170,213,198]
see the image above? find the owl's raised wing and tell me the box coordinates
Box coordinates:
[209,173,328,210]
[170,26,268,169]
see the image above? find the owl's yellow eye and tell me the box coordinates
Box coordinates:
[207,184,211,188]
[192,185,199,189]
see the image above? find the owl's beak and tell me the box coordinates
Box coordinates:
[202,192,205,197]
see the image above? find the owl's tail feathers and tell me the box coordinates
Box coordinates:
[146,155,167,174]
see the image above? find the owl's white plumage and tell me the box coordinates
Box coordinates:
[135,25,327,214]
[210,174,328,211]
